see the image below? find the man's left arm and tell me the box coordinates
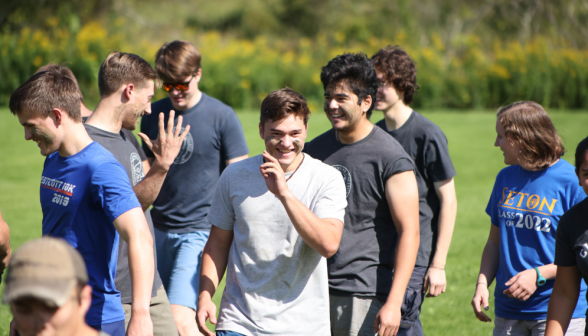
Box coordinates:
[424,177,457,297]
[135,111,190,211]
[375,170,420,336]
[260,152,344,257]
[113,207,154,336]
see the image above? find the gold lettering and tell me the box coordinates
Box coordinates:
[504,191,518,206]
[539,198,558,214]
[498,187,509,205]
[516,193,529,207]
[527,195,540,209]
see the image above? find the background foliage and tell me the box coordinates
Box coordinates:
[2,0,588,109]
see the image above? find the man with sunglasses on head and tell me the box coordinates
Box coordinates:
[140,40,249,336]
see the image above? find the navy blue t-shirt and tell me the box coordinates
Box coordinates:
[141,94,249,233]
[486,159,587,320]
[41,142,141,325]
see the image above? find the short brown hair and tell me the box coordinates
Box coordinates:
[155,40,201,83]
[260,88,311,127]
[37,63,84,102]
[98,52,156,97]
[371,45,419,105]
[9,69,82,122]
[497,101,565,170]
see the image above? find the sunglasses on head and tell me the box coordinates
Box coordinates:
[162,75,195,92]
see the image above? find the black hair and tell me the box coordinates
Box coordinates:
[575,136,588,173]
[320,53,378,119]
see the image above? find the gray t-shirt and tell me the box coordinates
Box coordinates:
[208,154,347,336]
[84,124,162,303]
[376,111,456,266]
[304,126,415,299]
[141,95,249,233]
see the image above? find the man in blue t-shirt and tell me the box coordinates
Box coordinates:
[9,68,155,336]
[141,40,249,335]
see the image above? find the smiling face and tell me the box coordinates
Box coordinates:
[323,81,370,133]
[18,112,61,157]
[122,80,154,130]
[259,114,307,172]
[375,71,403,112]
[167,70,202,111]
[495,118,520,166]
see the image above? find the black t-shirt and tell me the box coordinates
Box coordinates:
[376,111,456,266]
[141,95,249,233]
[85,124,162,303]
[555,197,588,307]
[304,126,415,299]
[121,128,147,161]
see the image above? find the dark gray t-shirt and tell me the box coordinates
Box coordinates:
[140,94,249,233]
[555,197,588,308]
[304,126,415,299]
[376,111,456,266]
[84,124,162,303]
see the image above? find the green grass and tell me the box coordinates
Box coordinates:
[1,108,588,335]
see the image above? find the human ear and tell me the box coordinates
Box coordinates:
[259,123,264,139]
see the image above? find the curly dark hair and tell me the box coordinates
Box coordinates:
[574,136,588,174]
[320,53,378,119]
[371,45,419,105]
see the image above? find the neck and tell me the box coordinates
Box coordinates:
[58,121,93,157]
[337,118,374,144]
[383,100,412,131]
[282,152,304,173]
[86,98,124,133]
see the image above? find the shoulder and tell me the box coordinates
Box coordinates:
[371,127,408,154]
[222,155,260,176]
[305,129,335,151]
[410,111,448,139]
[561,198,588,223]
[201,93,236,116]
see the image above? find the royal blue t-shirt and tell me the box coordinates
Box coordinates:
[40,142,141,325]
[486,159,587,320]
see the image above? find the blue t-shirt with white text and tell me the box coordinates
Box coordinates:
[41,142,141,325]
[486,159,587,320]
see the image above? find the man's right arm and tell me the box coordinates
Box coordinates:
[196,226,234,336]
[0,210,12,274]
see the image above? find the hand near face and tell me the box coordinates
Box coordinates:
[260,151,291,199]
[138,110,190,170]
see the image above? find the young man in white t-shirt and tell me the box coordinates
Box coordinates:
[196,88,348,336]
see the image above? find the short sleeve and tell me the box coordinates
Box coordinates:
[555,212,578,267]
[382,157,415,182]
[424,135,456,182]
[207,169,236,230]
[220,112,249,161]
[312,166,347,222]
[123,129,147,161]
[485,177,500,227]
[91,161,141,222]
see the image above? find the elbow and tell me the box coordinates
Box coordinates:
[322,241,340,258]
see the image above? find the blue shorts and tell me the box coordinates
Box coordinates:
[216,331,247,336]
[154,227,209,310]
[90,320,125,336]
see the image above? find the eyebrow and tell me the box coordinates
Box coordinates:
[324,92,349,98]
[270,128,303,132]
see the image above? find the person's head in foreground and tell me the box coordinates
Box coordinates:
[98,51,156,130]
[495,101,564,171]
[575,136,588,195]
[36,63,93,117]
[320,53,378,132]
[371,45,420,112]
[9,68,83,156]
[259,88,310,172]
[155,40,202,111]
[3,237,99,336]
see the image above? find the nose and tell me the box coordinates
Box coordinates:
[494,137,500,147]
[281,136,293,148]
[144,102,152,115]
[171,87,181,96]
[326,98,339,110]
[24,128,33,141]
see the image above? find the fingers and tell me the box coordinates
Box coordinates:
[373,314,380,333]
[179,125,191,142]
[260,165,279,178]
[471,291,491,322]
[158,112,166,140]
[174,115,183,138]
[167,110,175,137]
[196,310,216,336]
[137,133,153,150]
[504,274,518,286]
[262,151,279,164]
[423,275,430,294]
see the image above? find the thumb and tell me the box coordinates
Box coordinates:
[423,274,430,294]
[137,132,153,150]
[373,314,380,333]
[209,310,217,325]
[481,293,490,310]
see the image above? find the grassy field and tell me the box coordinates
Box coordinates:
[1,107,587,335]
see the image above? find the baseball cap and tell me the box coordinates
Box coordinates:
[2,237,88,307]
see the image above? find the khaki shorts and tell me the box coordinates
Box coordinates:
[123,285,178,336]
[493,316,585,336]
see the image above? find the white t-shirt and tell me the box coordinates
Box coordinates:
[208,153,347,336]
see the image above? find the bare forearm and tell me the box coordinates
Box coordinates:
[199,241,230,301]
[133,161,168,212]
[537,264,557,280]
[477,238,499,286]
[386,228,419,307]
[280,192,342,258]
[0,212,11,272]
[128,233,154,314]
[545,267,581,336]
[431,199,457,268]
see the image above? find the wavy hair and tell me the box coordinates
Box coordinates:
[371,45,419,104]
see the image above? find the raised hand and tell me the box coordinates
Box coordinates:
[260,151,291,199]
[138,110,190,171]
